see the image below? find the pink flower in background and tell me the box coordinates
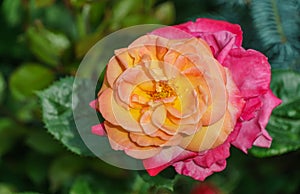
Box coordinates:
[91,18,281,181]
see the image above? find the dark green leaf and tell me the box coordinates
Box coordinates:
[138,171,175,192]
[38,77,93,156]
[251,0,300,70]
[26,130,64,155]
[49,155,85,192]
[0,118,25,156]
[1,0,22,26]
[24,152,49,185]
[251,70,300,157]
[0,72,5,103]
[9,63,54,100]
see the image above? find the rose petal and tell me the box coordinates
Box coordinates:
[173,159,227,181]
[232,90,281,152]
[200,31,237,63]
[223,48,271,98]
[104,121,160,159]
[129,132,166,147]
[173,141,230,181]
[98,88,119,125]
[99,88,143,132]
[180,111,232,152]
[175,18,243,47]
[106,57,125,88]
[143,146,197,175]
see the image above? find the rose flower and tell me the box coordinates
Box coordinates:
[90,18,281,181]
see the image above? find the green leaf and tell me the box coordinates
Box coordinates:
[49,154,85,191]
[38,77,93,156]
[26,130,64,155]
[155,2,175,24]
[137,170,175,193]
[26,25,71,66]
[34,0,55,8]
[0,118,25,156]
[70,176,94,194]
[1,0,22,26]
[9,63,54,100]
[110,0,143,30]
[251,70,300,157]
[0,183,16,194]
[0,72,6,103]
[24,151,49,185]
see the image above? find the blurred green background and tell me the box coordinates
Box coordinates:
[0,0,300,193]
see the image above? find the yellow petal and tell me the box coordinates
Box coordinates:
[180,111,232,152]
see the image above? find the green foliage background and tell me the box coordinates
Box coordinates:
[0,0,300,193]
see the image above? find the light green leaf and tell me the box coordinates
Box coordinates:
[155,1,175,24]
[110,0,143,30]
[38,77,93,156]
[0,183,16,194]
[26,25,71,66]
[70,176,94,194]
[251,70,300,157]
[9,63,54,100]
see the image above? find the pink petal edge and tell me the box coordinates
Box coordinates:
[89,100,98,110]
[91,123,106,136]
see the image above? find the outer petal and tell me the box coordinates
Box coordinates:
[232,90,281,152]
[104,121,161,159]
[173,142,230,181]
[143,146,197,176]
[175,18,243,47]
[222,48,271,98]
[173,159,226,181]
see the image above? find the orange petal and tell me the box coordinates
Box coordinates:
[115,48,134,68]
[100,88,143,132]
[98,88,118,125]
[129,132,166,147]
[106,57,124,87]
[104,122,161,159]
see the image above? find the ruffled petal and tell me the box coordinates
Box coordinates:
[232,90,281,152]
[173,142,230,181]
[104,121,161,159]
[175,18,243,47]
[143,146,197,176]
[173,159,227,181]
[222,48,271,98]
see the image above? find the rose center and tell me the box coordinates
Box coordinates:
[148,81,176,101]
